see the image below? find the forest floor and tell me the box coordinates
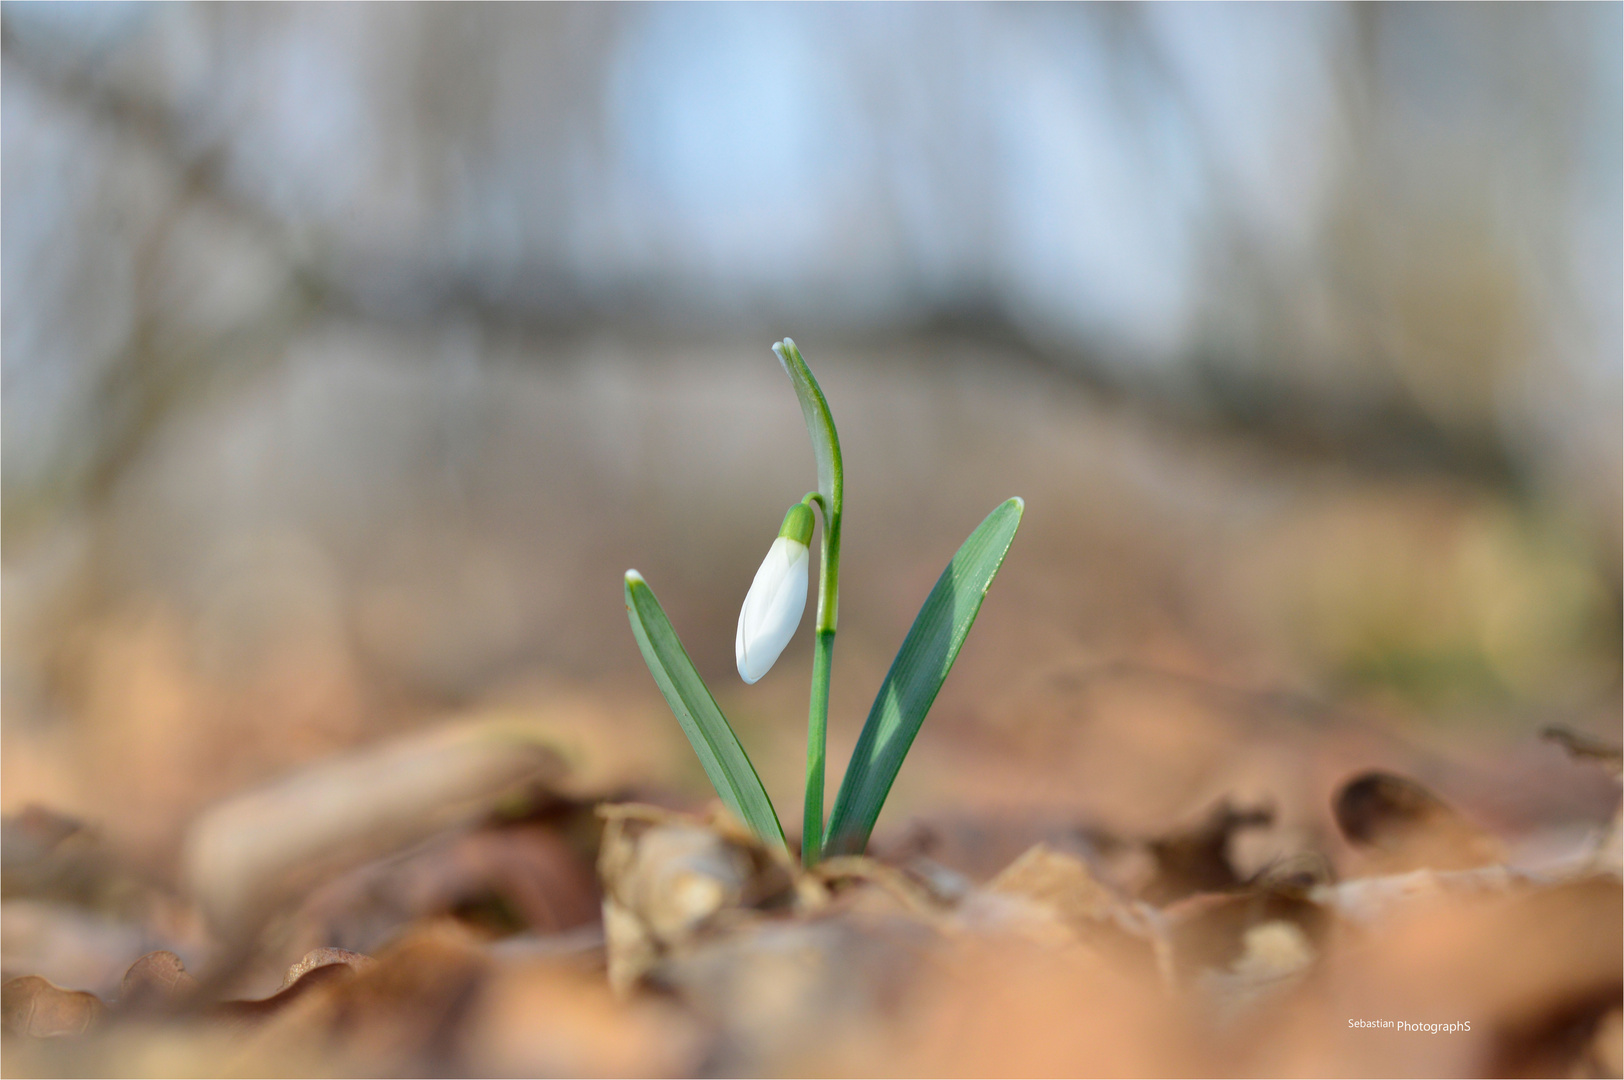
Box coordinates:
[4,335,1619,1076]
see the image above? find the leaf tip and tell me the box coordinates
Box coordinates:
[624,569,645,587]
[1007,496,1025,515]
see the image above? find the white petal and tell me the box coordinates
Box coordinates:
[736,537,809,683]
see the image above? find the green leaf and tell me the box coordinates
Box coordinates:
[624,571,785,846]
[772,339,842,515]
[824,497,1024,855]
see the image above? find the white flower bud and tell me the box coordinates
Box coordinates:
[735,508,813,683]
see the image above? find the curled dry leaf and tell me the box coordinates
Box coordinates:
[278,817,601,973]
[985,843,1125,927]
[812,856,951,925]
[972,844,1158,973]
[1596,809,1624,879]
[2,805,159,920]
[277,947,375,991]
[1250,849,1335,894]
[1542,726,1624,877]
[1161,877,1328,991]
[220,924,491,1076]
[1314,863,1543,925]
[1,806,89,901]
[872,810,1120,886]
[213,947,375,1021]
[1199,916,1320,1024]
[1542,726,1624,779]
[597,804,797,995]
[1334,770,1505,873]
[653,914,937,1077]
[0,899,158,1001]
[1,975,105,1037]
[118,950,198,1013]
[183,716,569,933]
[1141,799,1275,904]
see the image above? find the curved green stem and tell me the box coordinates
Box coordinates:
[775,339,843,867]
[803,491,840,635]
[802,492,840,866]
[804,627,834,865]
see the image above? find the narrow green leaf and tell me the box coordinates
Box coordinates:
[824,498,1025,855]
[772,339,842,514]
[624,571,785,846]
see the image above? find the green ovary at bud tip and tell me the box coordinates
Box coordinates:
[778,501,815,546]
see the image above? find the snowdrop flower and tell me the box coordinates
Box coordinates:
[736,502,814,684]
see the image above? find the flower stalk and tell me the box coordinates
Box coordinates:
[774,339,844,868]
[803,493,839,867]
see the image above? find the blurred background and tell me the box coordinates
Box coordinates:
[2,0,1620,1010]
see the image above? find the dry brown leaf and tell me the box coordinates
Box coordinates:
[874,933,1198,1077]
[1334,770,1505,873]
[597,804,797,994]
[1265,877,1623,1078]
[1489,991,1624,1079]
[1250,849,1335,893]
[653,913,938,1076]
[183,716,569,934]
[986,843,1123,926]
[870,810,1121,887]
[210,946,375,1023]
[221,923,491,1075]
[463,957,706,1078]
[1,975,105,1037]
[1542,726,1624,879]
[276,946,375,991]
[813,855,950,924]
[1543,727,1624,779]
[1588,1006,1623,1078]
[117,950,198,1013]
[0,806,89,899]
[1141,799,1275,904]
[1596,808,1624,880]
[1162,881,1328,988]
[1197,919,1319,1023]
[0,900,157,1001]
[971,843,1160,975]
[1,805,160,921]
[275,817,601,975]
